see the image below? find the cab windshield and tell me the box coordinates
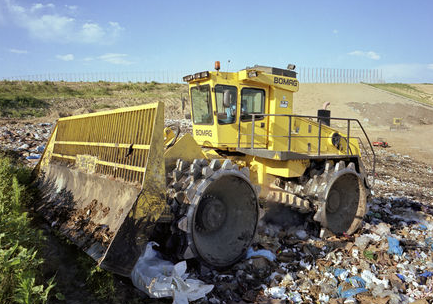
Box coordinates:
[191,85,213,125]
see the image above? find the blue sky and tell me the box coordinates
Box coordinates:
[0,0,432,82]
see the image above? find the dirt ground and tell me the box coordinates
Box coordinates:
[296,83,433,165]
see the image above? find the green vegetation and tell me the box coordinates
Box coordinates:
[0,95,48,118]
[0,155,55,304]
[0,80,187,118]
[369,83,433,106]
[76,255,118,302]
[363,250,377,261]
[0,80,182,100]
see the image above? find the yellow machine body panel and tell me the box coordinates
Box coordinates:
[185,66,363,181]
[189,69,299,150]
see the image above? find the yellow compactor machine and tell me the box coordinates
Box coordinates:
[35,63,375,276]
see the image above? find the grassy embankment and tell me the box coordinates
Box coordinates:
[0,154,54,303]
[0,80,186,118]
[0,152,143,303]
[368,83,433,106]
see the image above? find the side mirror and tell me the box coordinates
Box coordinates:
[223,90,231,108]
[185,113,191,119]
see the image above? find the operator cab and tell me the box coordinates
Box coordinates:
[183,63,299,152]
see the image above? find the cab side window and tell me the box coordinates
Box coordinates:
[215,85,237,125]
[241,88,265,121]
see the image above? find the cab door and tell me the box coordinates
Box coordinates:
[238,87,268,149]
[214,84,239,148]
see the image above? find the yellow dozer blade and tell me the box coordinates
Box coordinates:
[34,102,168,276]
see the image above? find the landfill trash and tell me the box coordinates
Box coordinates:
[263,286,287,299]
[36,145,45,153]
[246,247,276,262]
[287,291,302,302]
[387,236,403,256]
[131,242,213,304]
[2,119,433,303]
[338,286,368,298]
[396,274,405,282]
[371,222,391,236]
[295,229,308,240]
[26,153,41,160]
[361,270,389,289]
[354,234,381,250]
[419,271,433,278]
[165,118,193,134]
[0,122,52,166]
[319,293,330,302]
[334,268,350,281]
[346,276,366,288]
[425,237,433,250]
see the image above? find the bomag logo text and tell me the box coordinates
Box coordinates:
[195,129,212,137]
[274,77,298,87]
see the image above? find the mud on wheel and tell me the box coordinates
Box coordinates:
[305,160,368,235]
[166,158,259,267]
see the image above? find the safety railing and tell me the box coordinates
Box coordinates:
[237,113,376,179]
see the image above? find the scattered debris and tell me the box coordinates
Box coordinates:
[373,138,389,148]
[2,122,432,303]
[246,247,277,262]
[0,122,52,164]
[131,242,213,304]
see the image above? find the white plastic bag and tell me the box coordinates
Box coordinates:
[130,241,214,304]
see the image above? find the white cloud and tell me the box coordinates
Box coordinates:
[30,3,54,12]
[65,5,77,11]
[98,53,132,65]
[56,54,74,61]
[427,64,433,70]
[27,14,75,40]
[83,56,94,61]
[349,50,381,60]
[3,0,123,44]
[9,48,27,54]
[7,0,25,14]
[79,22,104,43]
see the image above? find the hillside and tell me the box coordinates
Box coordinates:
[1,80,433,164]
[0,80,188,121]
[369,83,433,106]
[296,83,433,165]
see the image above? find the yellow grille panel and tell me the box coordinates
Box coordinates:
[51,103,160,184]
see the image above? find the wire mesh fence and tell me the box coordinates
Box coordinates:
[1,68,384,83]
[1,71,190,84]
[296,67,383,83]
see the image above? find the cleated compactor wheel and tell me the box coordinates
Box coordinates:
[166,158,259,267]
[303,160,368,235]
